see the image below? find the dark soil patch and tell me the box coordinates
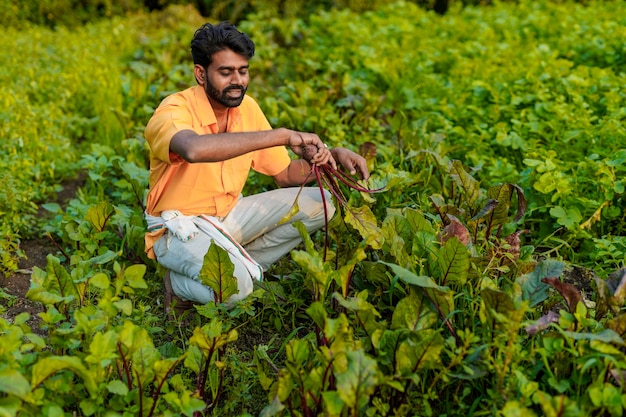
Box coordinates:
[562,264,595,297]
[1,239,58,330]
[1,172,85,331]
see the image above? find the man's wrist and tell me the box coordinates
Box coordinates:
[277,128,291,147]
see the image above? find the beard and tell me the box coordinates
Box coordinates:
[204,77,247,108]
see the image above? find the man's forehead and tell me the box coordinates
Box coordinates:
[210,49,249,68]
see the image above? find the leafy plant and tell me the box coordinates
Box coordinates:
[5,1,626,416]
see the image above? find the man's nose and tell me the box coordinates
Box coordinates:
[231,72,242,84]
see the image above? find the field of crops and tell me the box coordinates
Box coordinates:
[2,1,626,415]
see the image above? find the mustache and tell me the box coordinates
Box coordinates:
[224,85,245,93]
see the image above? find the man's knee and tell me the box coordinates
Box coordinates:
[302,188,336,223]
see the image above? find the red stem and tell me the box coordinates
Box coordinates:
[313,166,330,261]
[322,164,384,193]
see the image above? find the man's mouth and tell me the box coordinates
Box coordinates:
[225,87,243,97]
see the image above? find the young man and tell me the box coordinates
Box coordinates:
[144,22,369,308]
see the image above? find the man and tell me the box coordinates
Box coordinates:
[144,21,369,308]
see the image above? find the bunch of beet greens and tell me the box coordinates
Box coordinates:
[294,143,384,260]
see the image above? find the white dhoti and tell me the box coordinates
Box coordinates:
[146,187,334,304]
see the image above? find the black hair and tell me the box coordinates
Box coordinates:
[190,21,255,68]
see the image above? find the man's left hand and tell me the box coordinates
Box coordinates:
[330,147,370,180]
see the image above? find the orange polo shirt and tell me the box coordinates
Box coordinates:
[143,85,291,258]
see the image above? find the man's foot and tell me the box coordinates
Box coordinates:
[164,270,198,316]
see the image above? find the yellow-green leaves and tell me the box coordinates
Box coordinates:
[26,255,76,306]
[189,320,239,357]
[198,241,238,304]
[31,356,97,397]
[344,205,383,250]
[335,350,380,410]
[0,369,31,400]
[437,237,470,286]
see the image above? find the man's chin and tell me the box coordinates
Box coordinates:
[221,97,245,107]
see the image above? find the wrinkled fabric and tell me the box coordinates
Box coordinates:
[148,211,263,305]
[147,187,334,305]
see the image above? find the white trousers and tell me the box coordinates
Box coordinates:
[151,187,334,304]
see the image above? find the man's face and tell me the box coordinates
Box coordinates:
[199,49,249,109]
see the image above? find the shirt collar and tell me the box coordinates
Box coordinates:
[193,85,242,129]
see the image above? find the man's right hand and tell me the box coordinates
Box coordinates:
[286,130,334,168]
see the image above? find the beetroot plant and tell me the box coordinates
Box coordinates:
[290,144,384,260]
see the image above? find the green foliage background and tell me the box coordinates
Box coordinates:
[2,0,626,416]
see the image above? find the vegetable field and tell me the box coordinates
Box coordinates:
[2,1,626,415]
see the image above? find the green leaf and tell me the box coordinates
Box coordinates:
[285,338,311,365]
[278,189,303,225]
[391,292,438,331]
[113,299,133,315]
[335,350,380,410]
[424,287,455,321]
[85,201,115,232]
[74,308,106,336]
[562,329,624,344]
[550,206,582,230]
[89,272,110,289]
[486,183,527,227]
[333,245,367,296]
[31,356,97,397]
[0,397,22,416]
[118,320,157,357]
[25,263,72,306]
[124,264,147,289]
[500,400,538,417]
[307,301,329,330]
[405,207,436,235]
[481,288,516,324]
[395,330,444,374]
[189,319,238,357]
[0,369,31,399]
[106,380,129,396]
[198,241,238,303]
[380,261,449,291]
[86,250,119,266]
[24,332,46,350]
[322,391,345,416]
[260,396,286,417]
[291,248,333,299]
[333,292,382,336]
[48,254,79,300]
[381,213,411,267]
[41,203,62,213]
[183,346,202,374]
[449,160,480,207]
[372,329,403,371]
[254,345,277,391]
[180,393,210,416]
[437,237,469,285]
[516,259,564,306]
[85,330,118,367]
[79,399,98,416]
[344,205,383,249]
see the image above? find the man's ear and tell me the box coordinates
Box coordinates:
[193,64,205,85]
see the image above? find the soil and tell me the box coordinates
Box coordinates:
[562,264,595,297]
[1,240,55,329]
[1,173,85,330]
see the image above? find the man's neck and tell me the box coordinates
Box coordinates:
[207,98,230,133]
[207,96,227,115]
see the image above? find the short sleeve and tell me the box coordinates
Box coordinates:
[145,94,193,164]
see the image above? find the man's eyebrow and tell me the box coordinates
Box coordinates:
[217,64,249,71]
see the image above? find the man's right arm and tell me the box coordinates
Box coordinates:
[170,128,330,164]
